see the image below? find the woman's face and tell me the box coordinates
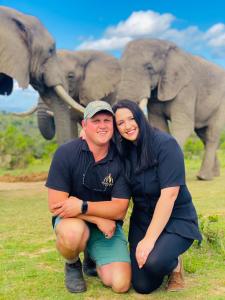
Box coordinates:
[115,108,139,142]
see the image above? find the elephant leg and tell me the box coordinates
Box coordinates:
[169,90,195,148]
[195,127,220,177]
[197,141,219,180]
[196,105,225,180]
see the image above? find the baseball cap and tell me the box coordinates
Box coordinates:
[83,100,114,120]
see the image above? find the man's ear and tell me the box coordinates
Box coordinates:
[81,119,85,128]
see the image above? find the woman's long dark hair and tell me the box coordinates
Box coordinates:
[112,99,156,179]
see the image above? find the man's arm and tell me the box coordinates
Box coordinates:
[48,188,69,213]
[48,188,117,237]
[49,189,129,221]
[84,198,129,220]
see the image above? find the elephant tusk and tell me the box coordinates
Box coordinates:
[54,85,85,115]
[46,110,54,117]
[12,105,37,117]
[139,98,148,118]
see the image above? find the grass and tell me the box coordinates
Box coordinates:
[0,159,51,177]
[0,153,225,299]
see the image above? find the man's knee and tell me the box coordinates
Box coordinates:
[111,275,130,293]
[56,218,89,250]
[98,262,131,293]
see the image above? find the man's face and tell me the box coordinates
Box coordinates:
[82,112,114,146]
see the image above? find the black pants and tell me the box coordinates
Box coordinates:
[130,230,193,294]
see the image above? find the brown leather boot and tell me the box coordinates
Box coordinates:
[166,258,185,292]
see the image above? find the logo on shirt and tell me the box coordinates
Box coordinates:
[102,173,114,187]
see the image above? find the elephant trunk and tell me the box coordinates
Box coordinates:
[116,69,151,103]
[50,96,79,144]
[54,85,85,115]
[37,99,55,140]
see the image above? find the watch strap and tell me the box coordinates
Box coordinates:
[81,200,88,214]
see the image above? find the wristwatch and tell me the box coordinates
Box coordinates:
[81,200,88,214]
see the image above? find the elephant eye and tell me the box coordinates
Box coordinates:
[48,45,55,56]
[67,72,75,79]
[144,63,154,72]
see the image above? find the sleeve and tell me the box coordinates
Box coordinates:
[45,146,72,193]
[157,137,186,189]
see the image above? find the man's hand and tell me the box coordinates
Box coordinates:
[52,197,82,218]
[96,218,116,238]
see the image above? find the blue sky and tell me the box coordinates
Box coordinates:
[1,0,225,111]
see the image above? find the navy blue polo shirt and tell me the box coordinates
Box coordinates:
[46,138,131,203]
[129,129,202,244]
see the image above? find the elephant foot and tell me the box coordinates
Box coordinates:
[213,169,220,177]
[196,172,213,181]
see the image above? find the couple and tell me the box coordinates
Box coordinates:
[46,100,202,294]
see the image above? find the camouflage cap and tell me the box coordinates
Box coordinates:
[83,100,114,120]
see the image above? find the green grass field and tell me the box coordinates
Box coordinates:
[0,155,225,300]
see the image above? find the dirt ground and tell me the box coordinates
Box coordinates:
[0,180,46,191]
[0,172,47,190]
[0,172,47,183]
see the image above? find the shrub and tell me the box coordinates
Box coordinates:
[0,122,57,169]
[198,214,225,258]
[183,135,204,159]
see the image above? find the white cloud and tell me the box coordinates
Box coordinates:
[78,36,132,51]
[105,11,174,37]
[204,23,225,48]
[76,10,225,62]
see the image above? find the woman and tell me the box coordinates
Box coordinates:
[112,100,202,294]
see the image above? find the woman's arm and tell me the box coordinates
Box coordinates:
[136,186,179,268]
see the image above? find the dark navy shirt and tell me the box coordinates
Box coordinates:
[46,139,131,203]
[129,129,202,244]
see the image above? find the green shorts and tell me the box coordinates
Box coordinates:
[52,216,130,266]
[87,223,130,266]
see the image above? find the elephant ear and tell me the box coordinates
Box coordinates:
[0,9,30,89]
[79,54,121,105]
[158,46,192,101]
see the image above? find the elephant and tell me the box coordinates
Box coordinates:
[0,6,84,122]
[34,49,121,144]
[116,38,225,180]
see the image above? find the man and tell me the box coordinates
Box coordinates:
[46,100,131,293]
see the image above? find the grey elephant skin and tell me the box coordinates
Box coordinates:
[38,50,121,144]
[0,6,83,130]
[116,39,225,180]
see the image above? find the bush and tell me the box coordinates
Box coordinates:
[0,122,57,169]
[198,214,225,258]
[183,135,204,159]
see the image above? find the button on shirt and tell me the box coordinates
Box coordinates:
[129,129,202,243]
[46,139,131,204]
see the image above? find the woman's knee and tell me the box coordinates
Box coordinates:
[144,255,175,277]
[132,279,158,294]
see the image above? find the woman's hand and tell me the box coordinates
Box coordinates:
[136,237,155,269]
[96,218,116,239]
